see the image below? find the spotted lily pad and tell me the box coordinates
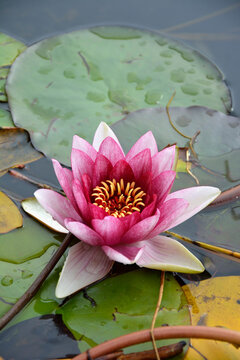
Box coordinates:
[183,276,240,360]
[6,26,231,165]
[0,33,26,102]
[57,270,190,353]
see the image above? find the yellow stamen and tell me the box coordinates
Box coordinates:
[91,178,146,218]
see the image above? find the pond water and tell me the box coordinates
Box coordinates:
[0,1,240,359]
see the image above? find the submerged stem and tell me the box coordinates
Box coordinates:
[0,232,73,331]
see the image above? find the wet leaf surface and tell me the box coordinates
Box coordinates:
[0,128,42,174]
[183,276,240,359]
[57,270,190,354]
[0,33,26,102]
[0,191,22,233]
[6,26,231,165]
[0,216,63,263]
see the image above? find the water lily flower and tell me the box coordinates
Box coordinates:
[35,122,220,298]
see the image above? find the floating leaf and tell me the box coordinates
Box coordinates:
[183,276,240,359]
[0,191,22,233]
[0,33,26,102]
[0,246,65,329]
[0,128,42,174]
[112,106,240,158]
[175,199,240,254]
[58,270,190,353]
[0,108,15,128]
[0,68,8,102]
[0,216,63,263]
[6,26,231,165]
[22,197,68,233]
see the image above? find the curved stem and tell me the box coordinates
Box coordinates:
[73,326,240,360]
[0,232,73,331]
[150,271,165,360]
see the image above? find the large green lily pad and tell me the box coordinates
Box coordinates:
[57,270,190,353]
[7,26,231,165]
[0,216,63,263]
[0,33,26,102]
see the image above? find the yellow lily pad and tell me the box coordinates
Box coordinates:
[183,276,240,359]
[0,191,23,234]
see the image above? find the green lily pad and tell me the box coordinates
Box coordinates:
[0,246,64,328]
[57,270,190,353]
[6,26,231,165]
[0,108,15,128]
[0,33,26,102]
[112,106,240,191]
[112,106,240,157]
[0,68,9,102]
[0,216,64,264]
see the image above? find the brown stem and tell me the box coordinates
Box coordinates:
[0,232,73,331]
[73,326,240,360]
[150,271,165,360]
[116,341,186,359]
[208,184,240,208]
[8,169,64,194]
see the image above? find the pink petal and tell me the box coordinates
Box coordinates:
[55,242,113,298]
[72,135,97,161]
[89,203,107,220]
[152,145,176,179]
[140,194,157,220]
[82,174,92,202]
[99,137,125,166]
[136,235,204,273]
[120,211,140,230]
[34,189,82,227]
[126,131,158,161]
[71,148,94,184]
[102,244,144,264]
[72,179,91,222]
[110,160,135,183]
[92,216,127,246]
[92,153,113,187]
[128,149,152,184]
[92,122,123,151]
[52,159,77,210]
[121,210,160,244]
[64,218,104,245]
[166,186,221,229]
[146,198,188,238]
[151,170,176,204]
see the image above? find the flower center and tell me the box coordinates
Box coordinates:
[91,179,146,218]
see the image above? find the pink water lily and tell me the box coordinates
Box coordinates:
[35,122,220,298]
